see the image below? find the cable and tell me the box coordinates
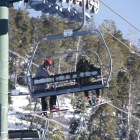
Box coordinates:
[99,0,140,33]
[32,113,69,129]
[9,49,39,67]
[95,21,140,57]
[107,103,140,122]
[93,22,140,122]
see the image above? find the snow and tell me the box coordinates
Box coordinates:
[8,85,30,130]
[8,84,91,133]
[8,84,115,140]
[8,112,30,130]
[11,96,29,110]
[16,85,29,93]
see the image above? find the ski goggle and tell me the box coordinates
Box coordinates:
[45,62,51,67]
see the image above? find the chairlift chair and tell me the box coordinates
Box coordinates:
[26,0,111,98]
[26,30,112,98]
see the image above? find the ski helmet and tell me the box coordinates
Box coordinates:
[44,59,52,68]
[81,55,89,60]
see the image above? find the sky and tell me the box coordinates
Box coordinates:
[13,0,140,48]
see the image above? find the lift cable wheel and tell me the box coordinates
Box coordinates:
[25,0,99,21]
[26,0,87,32]
[26,29,112,98]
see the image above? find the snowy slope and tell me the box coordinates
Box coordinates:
[15,85,29,93]
[8,85,30,130]
[8,85,78,130]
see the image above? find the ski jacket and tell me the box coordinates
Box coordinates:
[76,59,90,72]
[34,65,52,90]
[76,59,98,84]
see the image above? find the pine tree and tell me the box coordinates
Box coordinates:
[88,105,117,140]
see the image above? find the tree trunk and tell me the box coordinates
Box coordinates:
[29,98,39,129]
[74,36,81,71]
[126,69,132,140]
[14,58,19,88]
[99,112,102,139]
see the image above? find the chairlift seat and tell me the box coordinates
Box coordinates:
[33,80,108,98]
[33,68,101,85]
[29,68,109,98]
[26,30,112,99]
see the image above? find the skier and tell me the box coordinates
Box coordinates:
[76,55,102,106]
[34,59,57,116]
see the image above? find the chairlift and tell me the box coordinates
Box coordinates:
[26,0,111,98]
[26,29,112,98]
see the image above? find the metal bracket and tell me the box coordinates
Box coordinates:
[64,29,73,37]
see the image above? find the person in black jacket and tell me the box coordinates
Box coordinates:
[76,55,102,106]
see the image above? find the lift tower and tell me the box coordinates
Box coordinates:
[0,0,21,139]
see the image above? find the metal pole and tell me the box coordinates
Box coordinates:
[0,104,1,137]
[0,6,9,140]
[138,131,140,140]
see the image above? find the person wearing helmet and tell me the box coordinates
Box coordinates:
[35,59,57,116]
[76,55,102,106]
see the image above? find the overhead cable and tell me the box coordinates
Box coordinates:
[99,0,140,33]
[108,103,140,122]
[9,50,39,67]
[32,114,69,129]
[95,22,140,57]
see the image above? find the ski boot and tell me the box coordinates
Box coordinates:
[87,96,93,107]
[50,105,59,111]
[42,112,48,117]
[96,96,103,104]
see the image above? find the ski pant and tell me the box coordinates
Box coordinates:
[41,97,48,111]
[41,95,56,111]
[49,95,56,106]
[84,91,89,97]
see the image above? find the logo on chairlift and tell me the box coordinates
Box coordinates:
[64,29,73,37]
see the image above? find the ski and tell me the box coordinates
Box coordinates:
[87,99,114,108]
[47,108,68,112]
[33,109,68,114]
[32,113,69,129]
[8,109,68,116]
